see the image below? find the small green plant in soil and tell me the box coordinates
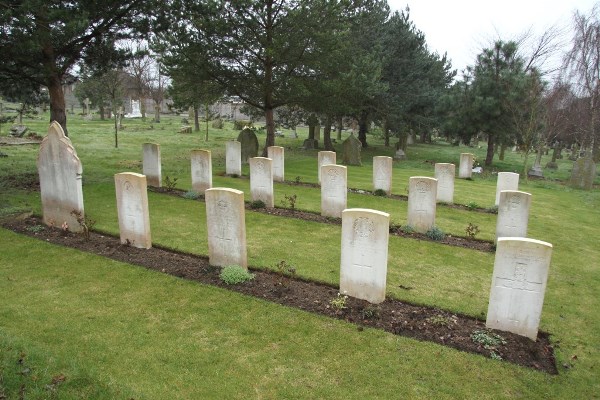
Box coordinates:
[361,305,380,320]
[490,351,503,361]
[329,292,348,311]
[470,330,507,349]
[294,176,302,184]
[486,205,498,214]
[373,189,387,197]
[401,225,414,234]
[427,314,455,327]
[71,210,96,240]
[466,201,479,210]
[182,190,201,200]
[465,223,480,239]
[426,226,446,241]
[250,200,266,209]
[25,224,45,233]
[219,265,255,285]
[281,194,297,210]
[164,176,179,191]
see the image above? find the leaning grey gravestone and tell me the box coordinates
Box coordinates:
[225,141,242,176]
[250,157,274,208]
[486,237,553,340]
[142,143,161,187]
[407,177,437,233]
[372,156,393,194]
[496,190,531,243]
[302,138,318,149]
[237,128,259,164]
[340,208,390,304]
[495,172,520,206]
[191,149,212,193]
[394,148,406,161]
[205,188,248,269]
[37,121,85,232]
[318,151,336,184]
[569,156,596,190]
[342,134,362,166]
[434,163,455,203]
[407,133,414,145]
[321,164,347,218]
[458,153,474,179]
[83,98,92,120]
[267,146,285,182]
[114,172,151,249]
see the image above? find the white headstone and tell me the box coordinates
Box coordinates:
[373,156,393,194]
[250,157,274,208]
[205,188,248,268]
[267,146,285,182]
[486,237,553,340]
[340,208,390,304]
[142,143,161,187]
[225,141,242,176]
[191,149,212,193]
[407,177,437,233]
[496,190,531,243]
[125,99,142,118]
[321,164,347,218]
[459,153,474,179]
[114,172,151,249]
[318,151,336,184]
[495,172,520,206]
[434,163,455,203]
[37,122,84,232]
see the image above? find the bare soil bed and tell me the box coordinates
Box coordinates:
[3,215,557,374]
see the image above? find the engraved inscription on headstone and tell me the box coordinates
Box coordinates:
[115,172,151,249]
[318,151,336,184]
[321,164,347,218]
[191,149,212,193]
[434,163,455,203]
[250,157,274,207]
[373,156,392,194]
[407,177,437,233]
[495,190,531,243]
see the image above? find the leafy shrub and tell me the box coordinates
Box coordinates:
[211,118,224,129]
[486,205,498,214]
[466,201,479,210]
[182,190,201,200]
[220,265,255,285]
[164,176,178,191]
[281,194,297,210]
[250,200,266,209]
[233,120,252,130]
[426,226,446,241]
[329,292,348,311]
[373,189,387,197]
[401,225,414,234]
[465,223,480,239]
[294,176,302,184]
[273,260,296,288]
[362,305,380,320]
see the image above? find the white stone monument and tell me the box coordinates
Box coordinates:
[142,143,161,187]
[249,157,274,208]
[496,190,531,243]
[191,149,212,193]
[407,177,437,233]
[125,99,142,118]
[114,172,151,249]
[205,188,248,268]
[373,156,393,195]
[459,153,474,179]
[486,237,553,340]
[321,164,347,218]
[434,163,455,203]
[37,121,84,232]
[340,208,390,304]
[495,172,520,206]
[318,151,336,184]
[225,141,242,176]
[267,146,285,182]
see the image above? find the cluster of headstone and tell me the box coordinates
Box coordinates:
[37,123,554,341]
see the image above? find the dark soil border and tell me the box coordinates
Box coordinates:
[2,215,557,374]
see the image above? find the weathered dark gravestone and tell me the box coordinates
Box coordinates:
[237,128,259,164]
[569,156,596,190]
[342,134,362,166]
[302,138,318,149]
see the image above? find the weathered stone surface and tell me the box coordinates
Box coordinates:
[393,149,406,161]
[373,156,393,194]
[340,208,390,304]
[205,188,247,268]
[459,153,474,179]
[434,163,455,203]
[142,143,161,187]
[495,172,520,206]
[114,172,151,249]
[321,164,347,218]
[496,190,531,243]
[302,139,318,149]
[407,177,437,233]
[318,151,336,184]
[225,141,242,176]
[267,146,285,182]
[237,128,259,164]
[569,156,596,190]
[191,149,212,193]
[37,121,84,232]
[249,157,274,208]
[342,135,362,166]
[486,237,553,340]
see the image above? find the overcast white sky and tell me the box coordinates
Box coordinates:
[387,0,598,76]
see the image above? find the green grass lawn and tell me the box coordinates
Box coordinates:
[1,113,599,399]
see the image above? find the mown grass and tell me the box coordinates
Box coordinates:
[0,113,599,398]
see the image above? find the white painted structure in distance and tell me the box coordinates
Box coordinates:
[114,172,152,249]
[318,151,336,184]
[495,172,520,206]
[434,163,455,203]
[373,156,393,194]
[321,164,347,218]
[37,121,85,232]
[191,149,212,193]
[486,237,553,340]
[406,177,437,233]
[225,141,242,176]
[249,157,274,208]
[267,146,285,182]
[205,188,248,268]
[142,143,161,187]
[459,153,474,179]
[340,208,390,304]
[496,190,531,243]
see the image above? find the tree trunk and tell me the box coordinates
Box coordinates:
[99,105,106,120]
[113,105,118,149]
[204,104,209,141]
[263,107,275,156]
[485,134,495,166]
[323,115,334,151]
[336,116,343,141]
[383,118,389,147]
[358,111,368,148]
[140,96,146,118]
[499,144,506,161]
[308,122,316,140]
[47,74,68,136]
[154,102,161,123]
[194,107,200,132]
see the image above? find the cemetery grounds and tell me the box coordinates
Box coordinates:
[0,114,599,399]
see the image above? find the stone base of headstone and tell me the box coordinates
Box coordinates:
[10,125,28,137]
[302,139,318,149]
[545,161,558,170]
[527,165,543,177]
[83,115,93,121]
[393,149,406,160]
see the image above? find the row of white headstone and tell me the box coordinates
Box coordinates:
[37,122,552,341]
